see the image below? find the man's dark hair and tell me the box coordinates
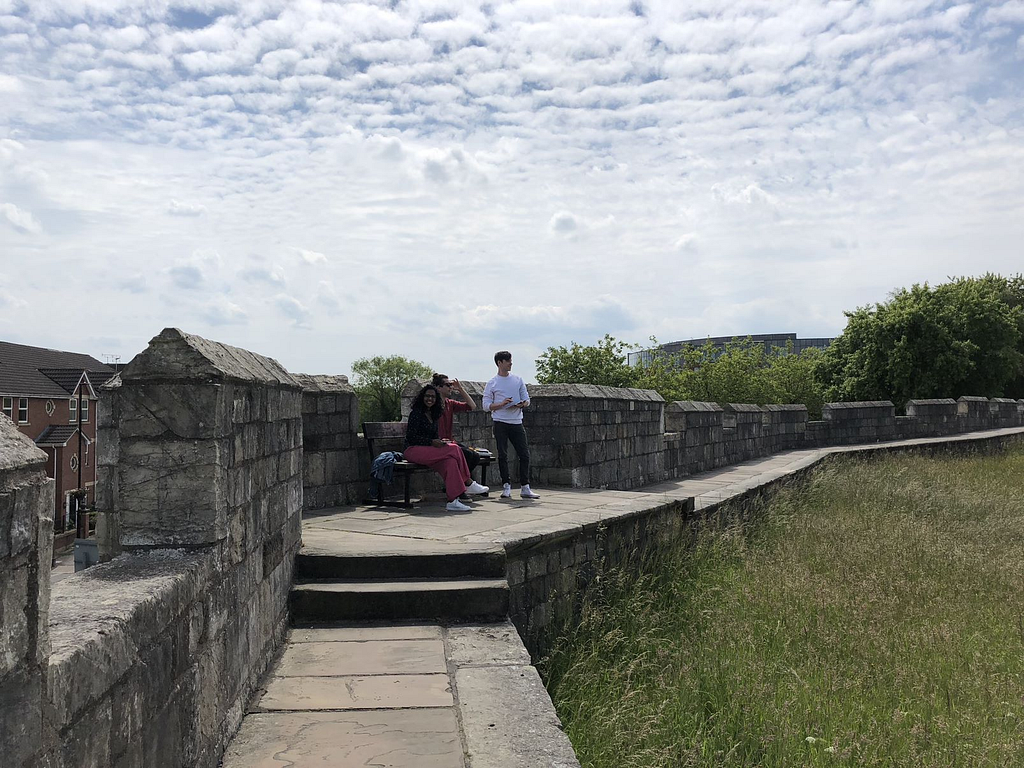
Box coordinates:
[431,372,448,387]
[411,385,444,420]
[494,350,511,364]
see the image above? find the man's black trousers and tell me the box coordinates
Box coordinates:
[493,421,530,486]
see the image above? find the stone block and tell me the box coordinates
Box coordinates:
[0,667,43,768]
[117,439,230,548]
[117,383,232,440]
[0,564,29,677]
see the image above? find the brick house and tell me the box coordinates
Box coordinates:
[0,340,115,526]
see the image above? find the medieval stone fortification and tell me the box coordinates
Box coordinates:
[2,328,1022,767]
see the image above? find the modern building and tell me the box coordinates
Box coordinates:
[0,340,116,527]
[627,332,835,367]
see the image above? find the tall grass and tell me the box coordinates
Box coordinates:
[542,447,1024,767]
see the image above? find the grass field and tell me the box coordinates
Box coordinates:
[541,446,1024,767]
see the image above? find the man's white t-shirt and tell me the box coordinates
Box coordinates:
[483,373,529,424]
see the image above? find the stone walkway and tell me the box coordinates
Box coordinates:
[222,426,1024,767]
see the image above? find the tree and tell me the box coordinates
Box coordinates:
[536,334,638,389]
[351,355,433,422]
[534,335,826,415]
[816,276,1024,406]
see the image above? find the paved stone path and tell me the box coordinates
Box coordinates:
[223,426,1024,767]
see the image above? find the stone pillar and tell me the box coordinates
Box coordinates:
[295,374,363,509]
[904,398,959,437]
[94,374,122,562]
[762,404,808,451]
[665,401,725,474]
[0,416,55,768]
[106,328,303,555]
[957,396,990,432]
[822,401,896,444]
[989,398,1022,427]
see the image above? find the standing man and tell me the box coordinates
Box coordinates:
[482,351,540,499]
[432,372,481,478]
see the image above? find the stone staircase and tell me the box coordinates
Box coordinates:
[290,538,510,623]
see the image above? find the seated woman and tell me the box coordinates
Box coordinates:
[405,384,489,511]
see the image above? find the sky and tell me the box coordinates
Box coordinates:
[1,0,1022,383]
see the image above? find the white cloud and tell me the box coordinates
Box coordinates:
[0,202,41,233]
[275,293,311,327]
[201,298,247,326]
[0,0,1022,380]
[168,199,205,216]
[296,248,326,264]
[549,210,578,234]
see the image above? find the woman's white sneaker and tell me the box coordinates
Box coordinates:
[500,483,512,499]
[446,499,472,512]
[520,484,540,499]
[465,481,489,495]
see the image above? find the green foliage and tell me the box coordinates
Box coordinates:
[350,354,432,422]
[536,335,826,416]
[536,334,638,389]
[543,448,1024,767]
[817,275,1024,406]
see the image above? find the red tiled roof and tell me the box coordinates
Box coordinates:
[34,425,91,447]
[0,340,115,398]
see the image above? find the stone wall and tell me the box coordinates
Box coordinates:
[46,328,303,768]
[0,416,54,768]
[296,374,365,509]
[722,403,769,464]
[506,496,693,655]
[524,384,665,491]
[664,401,724,476]
[822,401,897,445]
[401,380,668,491]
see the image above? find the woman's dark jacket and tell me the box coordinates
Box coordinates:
[404,407,439,449]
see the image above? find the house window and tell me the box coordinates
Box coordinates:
[45,399,55,416]
[70,454,79,472]
[18,398,28,423]
[2,397,11,420]
[84,443,90,467]
[69,399,77,422]
[81,399,89,422]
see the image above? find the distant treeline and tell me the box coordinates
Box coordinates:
[535,274,1024,418]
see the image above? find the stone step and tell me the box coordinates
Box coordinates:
[296,547,506,581]
[290,578,510,623]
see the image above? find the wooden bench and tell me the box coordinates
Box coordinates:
[363,421,493,508]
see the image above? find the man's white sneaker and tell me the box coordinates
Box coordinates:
[500,483,512,499]
[520,485,540,499]
[466,481,489,495]
[446,499,472,512]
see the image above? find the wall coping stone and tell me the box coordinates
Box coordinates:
[668,400,723,412]
[906,398,957,407]
[0,414,47,474]
[528,383,664,402]
[46,549,213,729]
[957,395,989,404]
[122,328,301,388]
[724,403,764,413]
[762,404,808,412]
[294,373,353,393]
[824,400,895,410]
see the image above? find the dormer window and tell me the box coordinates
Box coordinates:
[69,399,77,422]
[81,399,89,422]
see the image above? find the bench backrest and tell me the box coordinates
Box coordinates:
[363,421,407,457]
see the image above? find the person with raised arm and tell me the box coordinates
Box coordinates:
[404,384,489,512]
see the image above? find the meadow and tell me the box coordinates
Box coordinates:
[542,446,1024,767]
